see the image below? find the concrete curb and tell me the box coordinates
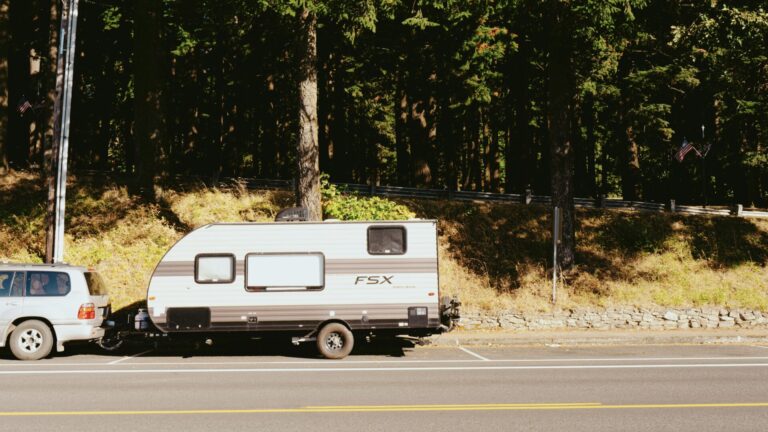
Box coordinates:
[428,329,768,347]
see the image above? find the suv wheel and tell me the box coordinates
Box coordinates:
[10,320,54,361]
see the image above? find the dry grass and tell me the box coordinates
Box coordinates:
[1,171,767,313]
[0,173,292,309]
[410,199,768,313]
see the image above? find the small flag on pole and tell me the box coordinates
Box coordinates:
[16,97,33,115]
[674,138,695,163]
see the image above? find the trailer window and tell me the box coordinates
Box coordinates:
[245,253,324,291]
[195,254,235,283]
[367,226,406,255]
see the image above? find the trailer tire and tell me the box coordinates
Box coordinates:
[9,320,54,361]
[317,323,354,359]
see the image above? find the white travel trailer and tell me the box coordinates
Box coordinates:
[141,213,458,358]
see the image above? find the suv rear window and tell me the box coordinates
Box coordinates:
[27,271,70,296]
[85,272,109,295]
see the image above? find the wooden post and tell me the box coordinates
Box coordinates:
[45,0,74,263]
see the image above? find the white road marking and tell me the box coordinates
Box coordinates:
[2,363,768,376]
[2,356,768,367]
[458,346,490,361]
[752,346,768,350]
[106,350,153,365]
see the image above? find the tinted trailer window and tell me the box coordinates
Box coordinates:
[367,226,406,255]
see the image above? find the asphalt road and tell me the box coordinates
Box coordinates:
[1,340,768,432]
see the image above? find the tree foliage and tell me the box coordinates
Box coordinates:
[1,0,767,263]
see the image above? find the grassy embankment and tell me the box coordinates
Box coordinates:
[1,171,767,313]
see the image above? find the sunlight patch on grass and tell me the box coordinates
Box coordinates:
[162,186,293,228]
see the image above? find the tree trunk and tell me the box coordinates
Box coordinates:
[0,1,9,173]
[572,102,585,195]
[584,94,597,197]
[27,0,58,172]
[438,92,457,191]
[490,125,500,192]
[7,0,32,168]
[547,1,576,270]
[133,0,163,200]
[409,96,432,186]
[261,74,278,178]
[317,46,331,177]
[510,38,532,194]
[482,110,490,190]
[395,76,411,186]
[616,53,642,201]
[465,106,483,190]
[329,54,351,181]
[620,125,642,200]
[296,8,321,221]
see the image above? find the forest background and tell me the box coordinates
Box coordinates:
[1,0,766,207]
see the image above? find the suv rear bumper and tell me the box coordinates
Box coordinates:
[53,324,105,352]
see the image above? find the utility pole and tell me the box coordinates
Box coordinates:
[45,0,79,263]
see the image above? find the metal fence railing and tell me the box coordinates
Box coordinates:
[73,171,768,219]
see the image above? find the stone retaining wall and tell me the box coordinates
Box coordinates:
[459,308,768,331]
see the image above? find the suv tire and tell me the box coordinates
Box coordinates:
[9,320,54,361]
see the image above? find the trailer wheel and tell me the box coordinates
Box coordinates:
[9,320,54,361]
[317,323,354,359]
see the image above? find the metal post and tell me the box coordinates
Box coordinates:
[52,0,79,263]
[552,206,560,304]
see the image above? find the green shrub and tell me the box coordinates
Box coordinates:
[321,175,415,221]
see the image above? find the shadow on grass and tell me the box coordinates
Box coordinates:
[407,199,768,297]
[409,200,552,290]
[589,210,768,268]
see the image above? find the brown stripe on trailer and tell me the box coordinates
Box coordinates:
[149,303,438,327]
[153,258,437,277]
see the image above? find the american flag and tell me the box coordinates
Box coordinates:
[674,138,695,162]
[16,98,33,115]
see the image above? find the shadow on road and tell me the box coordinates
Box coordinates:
[0,336,417,361]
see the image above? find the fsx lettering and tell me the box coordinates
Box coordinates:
[355,275,394,285]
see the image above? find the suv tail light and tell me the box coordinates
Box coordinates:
[78,303,96,320]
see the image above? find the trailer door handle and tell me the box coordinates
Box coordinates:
[5,302,19,306]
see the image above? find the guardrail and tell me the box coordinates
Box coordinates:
[74,170,768,219]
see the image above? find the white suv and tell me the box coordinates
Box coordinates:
[0,263,110,360]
